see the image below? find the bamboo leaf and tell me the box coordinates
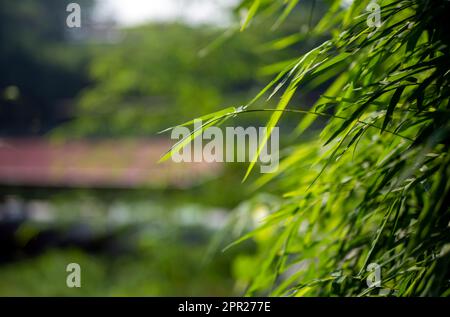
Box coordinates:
[240,0,261,31]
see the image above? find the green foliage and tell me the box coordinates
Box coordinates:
[171,0,450,296]
[61,24,276,137]
[60,0,328,139]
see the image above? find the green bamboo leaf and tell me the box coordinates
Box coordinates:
[324,90,383,146]
[272,0,300,30]
[158,106,236,134]
[240,0,260,31]
[158,119,218,163]
[243,83,297,181]
[295,70,349,135]
[382,85,405,133]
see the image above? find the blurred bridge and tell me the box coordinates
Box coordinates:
[0,138,221,189]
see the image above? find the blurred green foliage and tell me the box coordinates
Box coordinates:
[60,24,266,137]
[58,0,328,138]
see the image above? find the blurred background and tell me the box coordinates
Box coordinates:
[0,0,326,295]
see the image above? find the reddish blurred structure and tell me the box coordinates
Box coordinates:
[0,138,221,189]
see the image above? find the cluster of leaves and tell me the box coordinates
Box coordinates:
[166,0,450,296]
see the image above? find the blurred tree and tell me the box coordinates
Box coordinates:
[58,0,328,137]
[0,0,95,136]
